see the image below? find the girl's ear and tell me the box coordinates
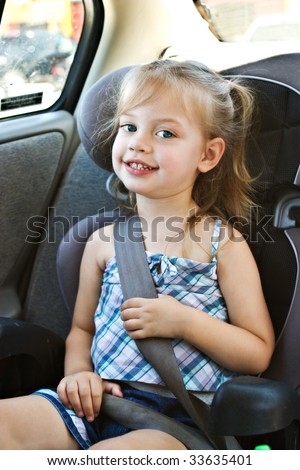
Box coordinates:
[198,137,225,173]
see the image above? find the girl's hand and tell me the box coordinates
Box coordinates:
[121,295,184,339]
[57,372,123,422]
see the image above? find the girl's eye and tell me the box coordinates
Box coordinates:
[121,124,137,133]
[157,130,174,138]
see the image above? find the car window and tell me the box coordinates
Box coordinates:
[195,0,300,44]
[0,0,84,119]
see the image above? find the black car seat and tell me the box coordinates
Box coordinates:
[1,54,300,449]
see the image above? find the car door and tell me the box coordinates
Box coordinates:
[0,0,106,338]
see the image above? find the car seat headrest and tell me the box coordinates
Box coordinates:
[77,65,133,172]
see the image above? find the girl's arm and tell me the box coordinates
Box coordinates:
[64,233,103,375]
[207,228,275,374]
[58,228,122,422]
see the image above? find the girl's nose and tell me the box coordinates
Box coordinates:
[128,135,152,153]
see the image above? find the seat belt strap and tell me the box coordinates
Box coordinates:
[101,393,214,450]
[114,213,228,449]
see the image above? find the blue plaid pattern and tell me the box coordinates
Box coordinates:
[91,219,239,391]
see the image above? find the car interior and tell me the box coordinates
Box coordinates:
[1,0,300,451]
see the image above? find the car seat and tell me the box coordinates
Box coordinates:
[1,54,300,449]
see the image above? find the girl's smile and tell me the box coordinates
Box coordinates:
[125,158,159,175]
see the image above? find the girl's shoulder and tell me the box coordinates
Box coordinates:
[214,220,251,264]
[190,216,247,261]
[215,221,246,250]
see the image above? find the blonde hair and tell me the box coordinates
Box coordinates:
[98,59,255,222]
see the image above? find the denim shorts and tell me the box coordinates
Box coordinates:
[34,383,198,449]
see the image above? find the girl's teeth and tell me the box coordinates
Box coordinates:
[129,162,152,170]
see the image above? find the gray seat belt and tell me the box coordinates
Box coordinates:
[101,393,214,449]
[112,213,239,450]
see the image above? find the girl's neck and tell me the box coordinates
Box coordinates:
[135,194,198,223]
[134,195,199,255]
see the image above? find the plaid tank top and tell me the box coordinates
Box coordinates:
[91,219,239,391]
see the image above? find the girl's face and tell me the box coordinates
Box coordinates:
[112,90,217,204]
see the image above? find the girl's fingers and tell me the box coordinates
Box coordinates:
[103,380,123,398]
[123,318,141,331]
[77,379,97,422]
[111,384,124,398]
[89,377,104,418]
[63,379,84,418]
[57,380,72,409]
[120,307,137,320]
[121,298,144,310]
[57,375,98,422]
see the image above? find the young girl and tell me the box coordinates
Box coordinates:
[0,60,274,450]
